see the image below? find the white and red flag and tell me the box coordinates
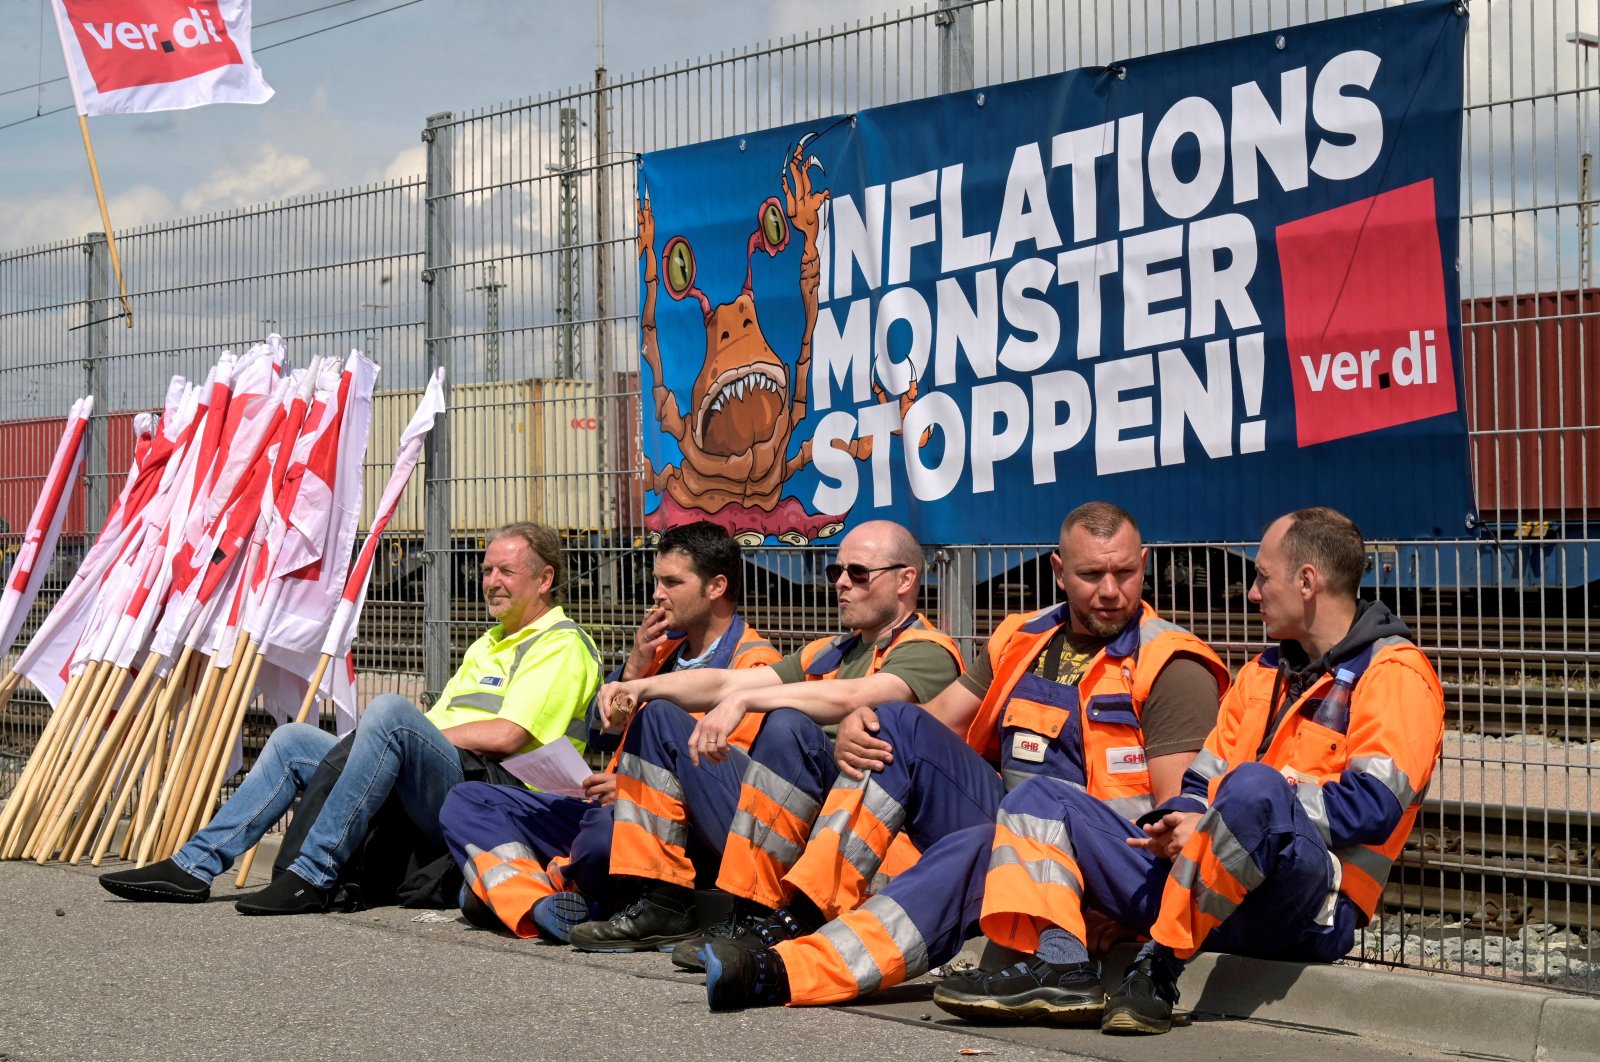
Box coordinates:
[321,368,446,666]
[50,0,273,117]
[0,397,93,659]
[253,352,378,731]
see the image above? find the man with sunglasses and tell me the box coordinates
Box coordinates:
[696,502,1227,1013]
[565,519,962,953]
[100,522,600,916]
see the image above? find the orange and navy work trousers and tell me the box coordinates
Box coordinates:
[783,702,1004,921]
[610,701,816,891]
[440,782,614,938]
[775,822,994,1005]
[981,765,1357,964]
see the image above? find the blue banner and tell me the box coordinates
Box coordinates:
[637,0,1471,544]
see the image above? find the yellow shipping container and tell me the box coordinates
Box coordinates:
[363,378,605,536]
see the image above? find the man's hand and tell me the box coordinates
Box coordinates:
[621,607,673,680]
[596,679,646,731]
[1125,810,1202,861]
[687,697,750,766]
[835,706,893,780]
[1082,909,1135,956]
[583,772,618,806]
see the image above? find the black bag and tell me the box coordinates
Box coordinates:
[271,733,518,910]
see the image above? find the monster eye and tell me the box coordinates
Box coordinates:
[758,198,790,252]
[663,236,696,299]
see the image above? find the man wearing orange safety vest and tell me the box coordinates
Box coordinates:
[437,522,779,938]
[699,502,1228,1008]
[568,520,963,952]
[927,506,1444,1036]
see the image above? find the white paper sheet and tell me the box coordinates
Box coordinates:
[498,739,592,798]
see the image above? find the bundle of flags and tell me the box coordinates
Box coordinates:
[0,341,446,872]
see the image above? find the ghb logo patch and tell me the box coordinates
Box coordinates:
[1276,179,1457,447]
[63,0,243,93]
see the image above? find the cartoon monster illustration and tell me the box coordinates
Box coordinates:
[638,141,913,546]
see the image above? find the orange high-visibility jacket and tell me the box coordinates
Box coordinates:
[795,612,962,683]
[963,602,1229,815]
[1172,609,1444,923]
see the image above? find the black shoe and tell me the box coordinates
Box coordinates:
[458,883,504,932]
[704,939,791,1011]
[99,859,210,904]
[933,958,1106,1025]
[1101,955,1181,1035]
[531,890,601,943]
[567,885,697,952]
[671,902,809,972]
[234,869,331,916]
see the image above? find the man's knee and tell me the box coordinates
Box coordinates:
[871,701,924,739]
[751,707,825,750]
[359,694,425,731]
[1213,761,1294,813]
[440,782,499,835]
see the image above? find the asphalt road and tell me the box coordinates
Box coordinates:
[0,857,1460,1062]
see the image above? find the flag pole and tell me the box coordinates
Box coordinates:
[233,652,332,886]
[76,115,134,328]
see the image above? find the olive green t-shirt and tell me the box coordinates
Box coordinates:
[770,632,960,703]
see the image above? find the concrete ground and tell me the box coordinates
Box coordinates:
[7,853,1585,1062]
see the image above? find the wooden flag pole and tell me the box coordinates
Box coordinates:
[158,645,251,858]
[122,661,191,863]
[56,655,173,864]
[85,649,194,865]
[22,664,133,860]
[71,668,171,864]
[175,642,261,852]
[0,669,20,715]
[0,668,83,848]
[135,657,224,865]
[234,653,332,887]
[76,115,133,328]
[0,661,105,857]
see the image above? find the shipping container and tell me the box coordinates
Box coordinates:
[0,409,141,539]
[1464,288,1599,524]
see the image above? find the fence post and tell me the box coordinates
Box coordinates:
[82,233,110,532]
[937,0,975,95]
[422,111,455,704]
[937,545,977,661]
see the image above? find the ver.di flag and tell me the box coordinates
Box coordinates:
[50,0,273,117]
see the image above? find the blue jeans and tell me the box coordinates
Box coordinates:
[172,694,465,889]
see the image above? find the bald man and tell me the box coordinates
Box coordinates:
[559,521,963,953]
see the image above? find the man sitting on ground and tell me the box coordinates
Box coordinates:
[100,522,600,915]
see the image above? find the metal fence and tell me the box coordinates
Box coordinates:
[1,0,1597,995]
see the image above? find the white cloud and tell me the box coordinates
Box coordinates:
[177,144,327,213]
[382,145,425,183]
[0,184,177,252]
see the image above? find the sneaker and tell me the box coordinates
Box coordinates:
[1100,955,1181,1035]
[933,958,1106,1025]
[234,869,330,916]
[99,858,211,904]
[671,903,808,972]
[531,890,601,944]
[567,885,697,952]
[703,939,790,1011]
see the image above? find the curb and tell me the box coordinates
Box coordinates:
[959,939,1600,1061]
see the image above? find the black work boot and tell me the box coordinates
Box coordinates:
[1101,953,1183,1034]
[234,868,331,916]
[567,884,698,952]
[672,901,813,972]
[933,958,1106,1024]
[99,858,210,904]
[704,939,791,1011]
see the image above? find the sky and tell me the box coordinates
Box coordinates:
[0,0,867,253]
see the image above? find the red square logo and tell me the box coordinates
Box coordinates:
[1277,180,1457,447]
[62,0,243,93]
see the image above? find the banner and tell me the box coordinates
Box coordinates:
[637,0,1472,544]
[51,0,273,117]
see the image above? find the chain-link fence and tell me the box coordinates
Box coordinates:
[1,0,1597,994]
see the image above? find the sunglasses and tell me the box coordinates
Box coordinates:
[825,563,909,586]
